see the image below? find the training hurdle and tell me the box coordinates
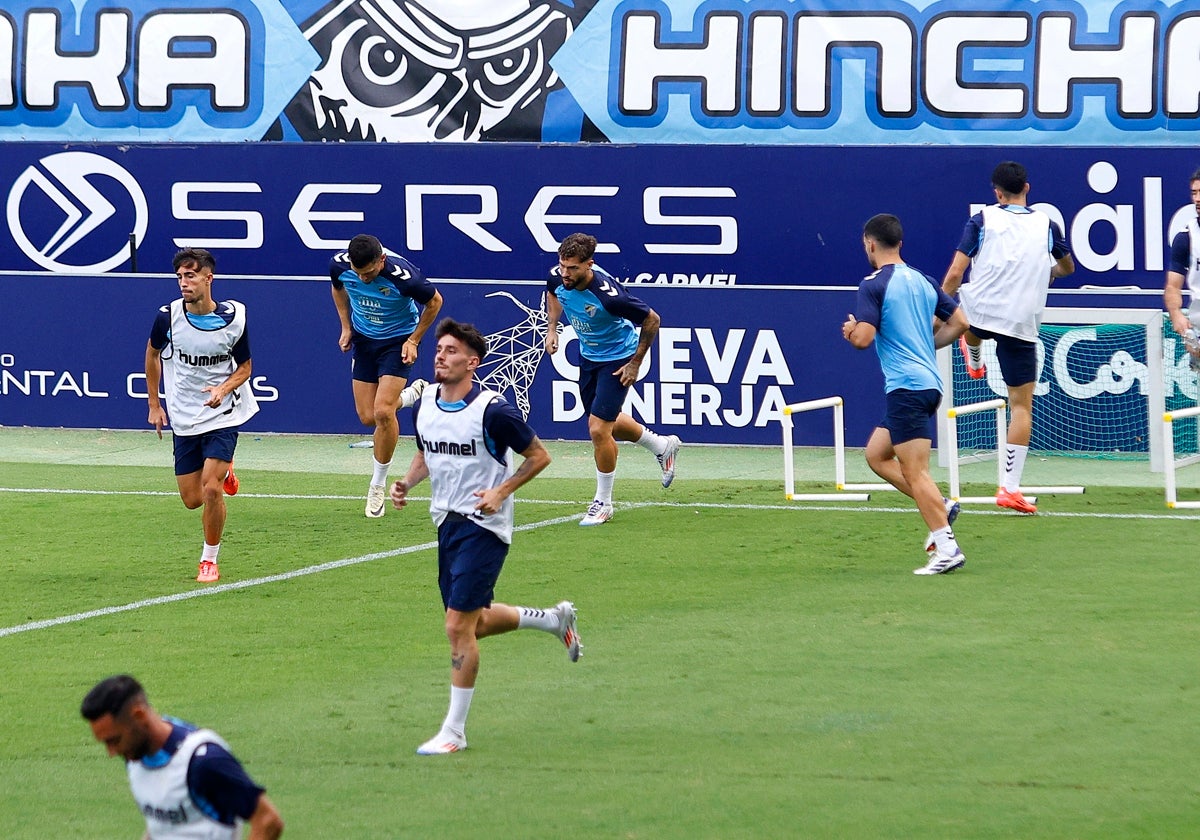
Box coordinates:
[1162,406,1200,508]
[944,398,1085,503]
[780,396,873,501]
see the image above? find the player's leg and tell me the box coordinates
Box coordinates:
[578,358,619,525]
[419,520,505,755]
[995,336,1039,512]
[194,429,238,582]
[959,326,986,378]
[896,437,964,575]
[482,601,583,661]
[864,425,907,494]
[613,413,681,488]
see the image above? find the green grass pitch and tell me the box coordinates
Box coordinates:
[2,459,1198,838]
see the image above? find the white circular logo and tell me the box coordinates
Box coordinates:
[7,151,149,273]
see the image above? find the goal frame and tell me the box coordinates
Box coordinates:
[936,307,1166,472]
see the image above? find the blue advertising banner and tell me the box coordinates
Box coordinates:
[0,142,1197,289]
[0,275,874,446]
[1,274,1189,450]
[0,0,1197,145]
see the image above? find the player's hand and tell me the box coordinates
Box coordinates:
[544,331,558,355]
[148,405,167,439]
[613,359,640,387]
[402,339,418,365]
[1171,312,1193,338]
[201,385,225,409]
[391,480,410,509]
[842,314,857,340]
[473,487,504,516]
[338,329,352,352]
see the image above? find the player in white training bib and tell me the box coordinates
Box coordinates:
[390,319,582,755]
[82,674,283,840]
[146,249,260,582]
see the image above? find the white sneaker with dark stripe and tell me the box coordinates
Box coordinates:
[365,483,387,518]
[914,548,966,576]
[552,600,582,662]
[579,500,613,526]
[656,435,681,488]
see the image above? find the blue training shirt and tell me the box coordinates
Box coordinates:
[855,263,959,394]
[329,250,438,340]
[546,264,650,362]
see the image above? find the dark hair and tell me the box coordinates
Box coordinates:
[81,675,145,721]
[991,161,1028,196]
[348,234,384,269]
[436,318,488,361]
[863,213,904,248]
[558,232,597,262]
[172,248,215,273]
[1190,167,1200,184]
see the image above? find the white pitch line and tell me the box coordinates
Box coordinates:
[0,512,584,640]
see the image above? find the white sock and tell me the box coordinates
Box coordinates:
[636,428,667,455]
[594,469,616,505]
[1003,445,1028,492]
[442,686,474,735]
[400,384,420,408]
[931,528,959,555]
[371,458,391,487]
[202,543,220,562]
[966,342,983,368]
[516,606,558,633]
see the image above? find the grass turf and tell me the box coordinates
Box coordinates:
[1,463,1198,838]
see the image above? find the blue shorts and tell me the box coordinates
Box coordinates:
[437,515,509,612]
[579,355,632,422]
[881,388,941,445]
[173,427,239,476]
[969,326,1038,387]
[351,334,414,383]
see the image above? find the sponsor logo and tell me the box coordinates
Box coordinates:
[6,152,147,272]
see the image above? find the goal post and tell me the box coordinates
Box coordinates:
[937,307,1169,472]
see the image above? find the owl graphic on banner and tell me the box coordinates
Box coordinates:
[281,0,601,141]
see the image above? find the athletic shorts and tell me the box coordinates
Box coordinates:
[173,427,239,476]
[437,514,509,612]
[881,388,941,445]
[351,334,414,383]
[969,326,1038,387]
[579,355,632,422]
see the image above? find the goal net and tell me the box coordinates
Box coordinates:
[937,308,1198,473]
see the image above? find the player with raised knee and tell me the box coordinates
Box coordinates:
[543,232,681,526]
[942,161,1074,514]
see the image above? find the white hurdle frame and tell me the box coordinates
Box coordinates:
[943,398,1086,503]
[1162,405,1200,508]
[780,396,872,501]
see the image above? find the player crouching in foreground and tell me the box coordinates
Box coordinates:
[843,214,970,575]
[390,319,581,754]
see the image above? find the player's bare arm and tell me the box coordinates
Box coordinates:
[144,340,167,438]
[544,295,563,354]
[933,307,970,349]
[331,285,354,352]
[391,451,430,509]
[1050,253,1075,283]
[202,358,252,408]
[1165,271,1191,335]
[942,252,971,296]
[842,314,876,349]
[404,290,444,364]
[473,437,551,514]
[616,308,660,386]
[246,793,284,840]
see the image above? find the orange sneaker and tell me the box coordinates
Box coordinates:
[223,462,239,496]
[196,561,220,583]
[996,488,1037,514]
[959,335,986,380]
